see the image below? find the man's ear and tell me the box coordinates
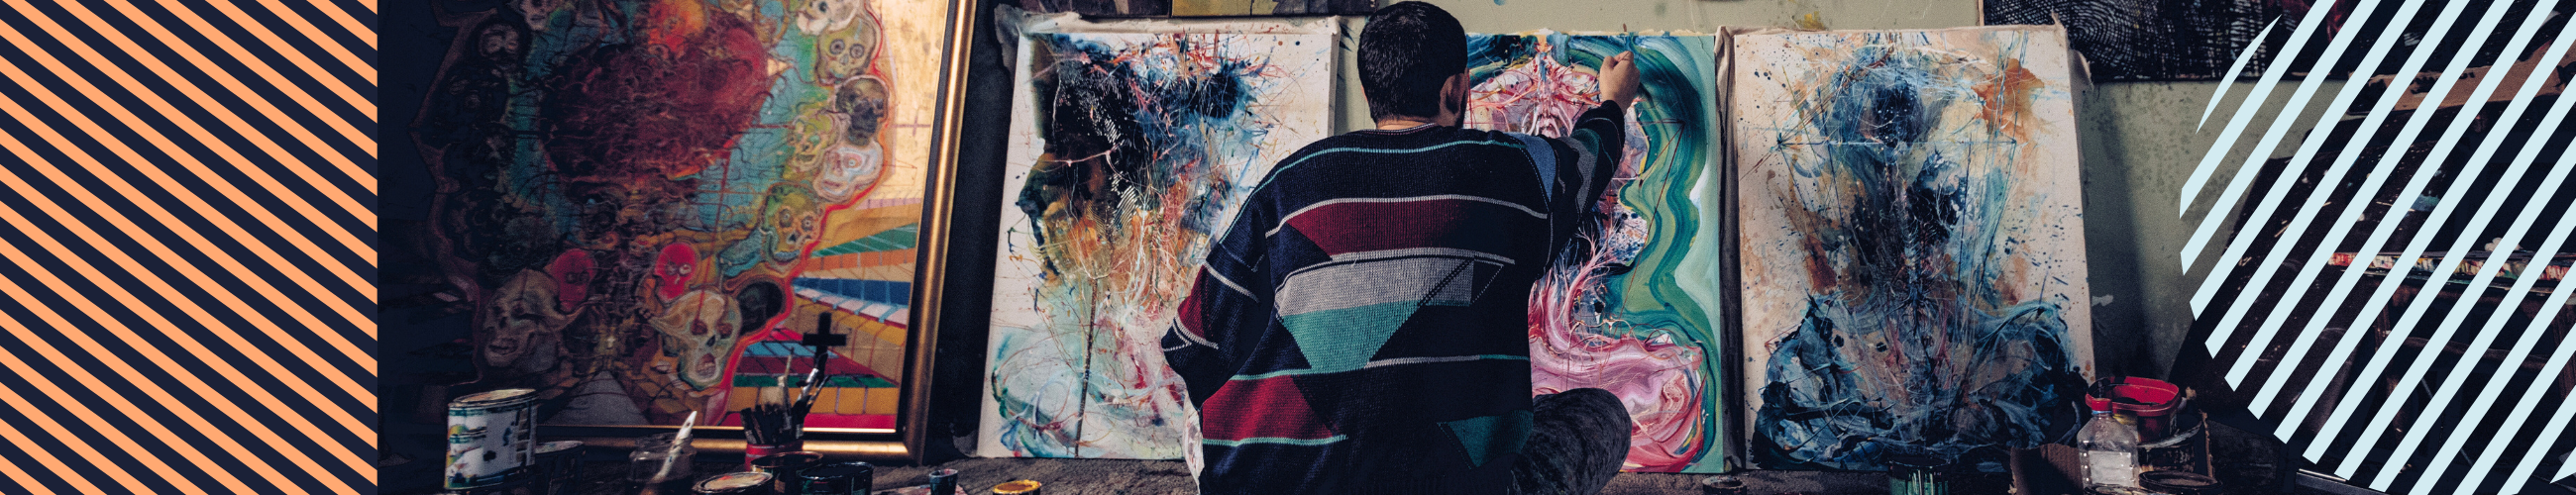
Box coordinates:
[1440,72,1470,122]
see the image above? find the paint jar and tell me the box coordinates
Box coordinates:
[797,462,875,495]
[751,451,827,495]
[927,468,961,495]
[627,433,698,484]
[989,479,1041,495]
[532,441,585,495]
[696,471,776,494]
[1886,455,1950,495]
[745,440,804,467]
[447,389,540,490]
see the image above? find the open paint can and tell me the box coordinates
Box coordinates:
[446,389,539,490]
[990,479,1041,495]
[696,471,777,494]
[797,462,875,495]
[751,451,827,494]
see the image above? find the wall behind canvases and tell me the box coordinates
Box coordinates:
[928,0,2345,455]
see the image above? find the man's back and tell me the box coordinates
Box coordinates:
[1162,103,1623,493]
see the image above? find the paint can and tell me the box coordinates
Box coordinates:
[2086,377,2185,440]
[2140,410,2211,475]
[446,388,540,490]
[532,441,585,495]
[797,461,875,495]
[696,471,777,495]
[751,451,827,494]
[1886,455,1949,495]
[926,468,961,495]
[1697,474,1745,494]
[989,479,1041,495]
[2140,470,2222,495]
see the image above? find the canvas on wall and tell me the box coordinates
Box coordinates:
[1461,30,1732,473]
[408,0,951,431]
[1731,27,2094,471]
[979,23,1335,459]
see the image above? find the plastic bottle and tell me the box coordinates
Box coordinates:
[2078,409,2141,489]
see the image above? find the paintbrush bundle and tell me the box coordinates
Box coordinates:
[744,370,826,446]
[741,404,800,446]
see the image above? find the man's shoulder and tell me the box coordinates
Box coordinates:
[1277,128,1535,169]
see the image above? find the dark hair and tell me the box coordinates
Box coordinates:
[1358,2,1466,121]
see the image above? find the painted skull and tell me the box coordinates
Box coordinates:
[806,2,879,84]
[816,77,890,201]
[653,243,698,302]
[763,185,822,263]
[479,270,572,369]
[545,249,594,313]
[795,0,865,35]
[652,290,742,389]
[814,144,882,203]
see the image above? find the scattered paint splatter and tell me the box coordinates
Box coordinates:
[983,29,1335,459]
[1733,28,2094,471]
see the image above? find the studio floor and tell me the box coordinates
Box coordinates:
[389,421,2384,494]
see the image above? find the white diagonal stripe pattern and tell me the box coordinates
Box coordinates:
[2180,0,2576,492]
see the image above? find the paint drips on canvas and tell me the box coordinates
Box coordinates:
[1733,28,2093,471]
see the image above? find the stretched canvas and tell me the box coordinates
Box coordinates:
[408,0,950,432]
[1461,31,1732,473]
[1732,27,2093,471]
[980,24,1334,458]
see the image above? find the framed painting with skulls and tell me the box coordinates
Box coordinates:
[406,0,979,463]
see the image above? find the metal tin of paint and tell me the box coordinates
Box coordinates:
[446,388,539,490]
[752,450,827,494]
[1885,455,1948,495]
[926,468,960,495]
[2140,471,2221,495]
[531,441,584,495]
[697,471,776,494]
[1696,474,1745,495]
[797,461,874,495]
[989,479,1040,495]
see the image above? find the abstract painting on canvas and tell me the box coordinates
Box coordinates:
[980,24,1335,459]
[1732,26,2093,471]
[1464,30,1732,473]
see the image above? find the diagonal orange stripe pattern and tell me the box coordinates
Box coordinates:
[0,0,376,492]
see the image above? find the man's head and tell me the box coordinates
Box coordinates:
[1358,2,1468,126]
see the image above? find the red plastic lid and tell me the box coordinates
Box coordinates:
[2086,377,2184,417]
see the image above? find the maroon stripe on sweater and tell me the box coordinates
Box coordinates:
[1282,197,1544,257]
[1202,375,1338,441]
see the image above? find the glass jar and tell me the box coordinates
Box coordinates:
[627,433,698,484]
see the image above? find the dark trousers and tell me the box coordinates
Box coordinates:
[1510,388,1633,495]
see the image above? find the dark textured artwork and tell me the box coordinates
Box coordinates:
[1988,0,2571,81]
[1983,0,2352,80]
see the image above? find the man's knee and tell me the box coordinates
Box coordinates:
[1540,388,1630,424]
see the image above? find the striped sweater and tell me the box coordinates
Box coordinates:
[1162,102,1626,494]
